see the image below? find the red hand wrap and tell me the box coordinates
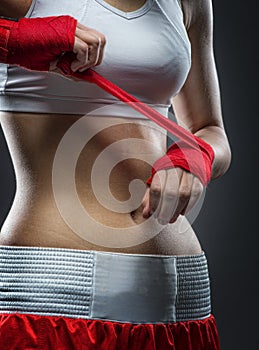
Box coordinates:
[57,53,215,186]
[0,16,77,71]
[146,139,215,186]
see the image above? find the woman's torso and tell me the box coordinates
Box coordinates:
[0,0,202,255]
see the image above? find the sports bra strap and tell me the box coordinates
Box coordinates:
[155,0,189,46]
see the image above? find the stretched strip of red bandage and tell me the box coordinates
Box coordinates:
[57,53,209,153]
[0,17,213,185]
[57,53,214,185]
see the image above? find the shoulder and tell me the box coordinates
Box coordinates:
[0,0,33,18]
[179,0,213,31]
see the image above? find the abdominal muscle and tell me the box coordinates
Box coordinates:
[0,111,202,255]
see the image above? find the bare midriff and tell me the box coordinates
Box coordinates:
[0,112,202,255]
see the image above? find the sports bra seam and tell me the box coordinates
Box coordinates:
[77,0,91,23]
[176,0,183,11]
[94,0,155,19]
[0,91,170,109]
[155,0,191,65]
[1,91,170,108]
[24,0,37,18]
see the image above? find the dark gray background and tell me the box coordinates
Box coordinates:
[0,1,257,349]
[194,1,258,349]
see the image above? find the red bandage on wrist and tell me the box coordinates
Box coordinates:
[0,16,77,71]
[146,139,215,187]
[56,53,215,187]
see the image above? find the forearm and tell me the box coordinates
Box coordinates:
[194,125,231,180]
[0,16,77,70]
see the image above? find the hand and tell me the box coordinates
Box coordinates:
[50,21,106,73]
[142,168,204,225]
[71,22,106,71]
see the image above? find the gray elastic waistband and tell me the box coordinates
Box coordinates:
[0,246,211,324]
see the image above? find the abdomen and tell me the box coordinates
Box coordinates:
[0,111,202,255]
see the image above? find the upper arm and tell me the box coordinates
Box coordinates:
[0,0,32,18]
[172,0,224,133]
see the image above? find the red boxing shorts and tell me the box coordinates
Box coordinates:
[0,246,220,350]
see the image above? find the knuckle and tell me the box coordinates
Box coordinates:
[99,35,106,46]
[150,186,161,196]
[192,190,201,198]
[88,56,97,65]
[192,180,203,195]
[92,38,100,47]
[179,187,190,199]
[164,190,177,200]
[78,42,88,54]
[77,50,86,59]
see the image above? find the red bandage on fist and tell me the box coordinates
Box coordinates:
[0,16,77,71]
[146,139,215,187]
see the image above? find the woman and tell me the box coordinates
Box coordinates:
[0,0,231,349]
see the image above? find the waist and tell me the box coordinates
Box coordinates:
[0,245,211,324]
[0,196,202,255]
[0,112,201,254]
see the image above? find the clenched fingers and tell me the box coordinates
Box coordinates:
[180,176,204,216]
[142,168,204,225]
[168,170,193,223]
[151,168,183,225]
[148,170,167,218]
[71,22,106,72]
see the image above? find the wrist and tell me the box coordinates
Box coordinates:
[1,16,77,70]
[146,139,215,187]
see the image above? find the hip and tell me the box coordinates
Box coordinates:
[0,199,202,255]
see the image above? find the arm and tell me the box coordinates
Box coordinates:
[172,0,231,179]
[0,0,106,72]
[142,0,231,224]
[0,0,31,18]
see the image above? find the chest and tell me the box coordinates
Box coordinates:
[4,0,192,106]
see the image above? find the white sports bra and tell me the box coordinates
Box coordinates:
[0,0,191,118]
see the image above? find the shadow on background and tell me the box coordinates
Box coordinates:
[193,1,258,349]
[0,1,258,349]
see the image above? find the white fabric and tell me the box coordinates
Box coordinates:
[0,0,191,116]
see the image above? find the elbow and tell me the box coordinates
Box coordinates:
[211,135,232,180]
